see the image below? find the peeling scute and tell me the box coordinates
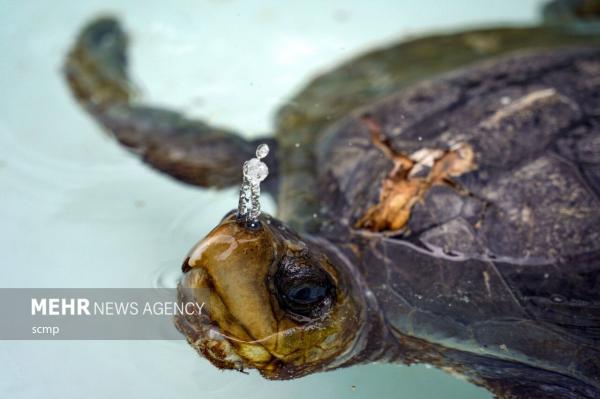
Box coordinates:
[355,115,475,232]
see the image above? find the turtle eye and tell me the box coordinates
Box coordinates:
[274,254,335,321]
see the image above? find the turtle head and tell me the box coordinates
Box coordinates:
[176,211,362,379]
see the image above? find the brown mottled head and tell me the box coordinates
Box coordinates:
[175,211,362,379]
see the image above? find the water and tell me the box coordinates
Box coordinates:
[0,0,546,398]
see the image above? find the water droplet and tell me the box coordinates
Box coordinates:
[255,143,269,159]
[243,158,268,183]
[551,294,565,303]
[238,146,269,223]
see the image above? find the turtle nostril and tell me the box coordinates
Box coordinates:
[220,209,237,222]
[181,257,192,273]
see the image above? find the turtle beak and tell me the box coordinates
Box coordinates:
[175,213,279,372]
[175,276,247,371]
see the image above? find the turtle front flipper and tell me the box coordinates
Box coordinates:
[64,17,274,189]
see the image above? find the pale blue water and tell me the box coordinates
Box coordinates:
[0,1,545,398]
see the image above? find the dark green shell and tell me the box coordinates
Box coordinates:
[317,47,600,398]
[270,7,600,396]
[274,24,600,232]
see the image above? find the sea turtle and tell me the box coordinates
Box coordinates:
[64,1,600,398]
